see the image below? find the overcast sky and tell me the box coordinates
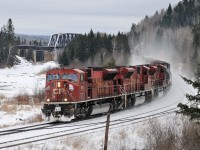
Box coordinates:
[1,0,180,35]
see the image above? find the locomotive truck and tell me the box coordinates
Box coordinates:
[42,62,172,121]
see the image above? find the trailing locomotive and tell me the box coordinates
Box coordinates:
[42,62,172,121]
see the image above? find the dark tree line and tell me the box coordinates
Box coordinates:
[0,19,19,67]
[161,0,200,28]
[58,29,130,66]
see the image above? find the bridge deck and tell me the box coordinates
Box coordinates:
[15,45,63,51]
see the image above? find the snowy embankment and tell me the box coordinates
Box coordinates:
[0,56,59,127]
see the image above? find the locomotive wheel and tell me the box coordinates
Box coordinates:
[117,98,124,109]
[75,106,91,119]
[145,91,153,102]
[127,96,135,107]
[109,99,119,112]
[86,106,92,117]
[130,95,136,106]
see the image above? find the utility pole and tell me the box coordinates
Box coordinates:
[104,113,110,150]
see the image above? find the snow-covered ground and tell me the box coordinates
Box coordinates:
[0,56,195,149]
[0,56,59,128]
[0,56,58,97]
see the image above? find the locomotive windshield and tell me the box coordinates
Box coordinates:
[47,74,60,82]
[62,73,78,82]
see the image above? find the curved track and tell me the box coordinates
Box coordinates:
[0,106,176,149]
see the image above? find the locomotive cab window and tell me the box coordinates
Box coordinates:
[47,74,60,82]
[62,73,78,82]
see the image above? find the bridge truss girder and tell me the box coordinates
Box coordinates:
[48,33,80,48]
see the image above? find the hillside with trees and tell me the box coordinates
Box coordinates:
[129,0,200,77]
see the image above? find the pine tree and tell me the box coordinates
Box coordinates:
[0,26,7,65]
[192,24,200,49]
[0,19,18,67]
[6,18,17,66]
[87,29,95,58]
[162,4,173,27]
[192,24,200,78]
[174,2,184,27]
[58,49,69,66]
[177,76,200,121]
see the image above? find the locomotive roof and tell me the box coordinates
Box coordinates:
[143,66,150,70]
[47,68,84,74]
[104,68,118,73]
[73,69,85,73]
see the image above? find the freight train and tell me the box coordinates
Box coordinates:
[42,61,172,121]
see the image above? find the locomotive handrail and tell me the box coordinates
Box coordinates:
[120,86,127,95]
[66,91,76,102]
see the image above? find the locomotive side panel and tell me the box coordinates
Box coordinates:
[120,67,135,94]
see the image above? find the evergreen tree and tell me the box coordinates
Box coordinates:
[0,26,8,64]
[177,76,200,121]
[0,19,17,67]
[6,19,17,66]
[162,4,173,27]
[87,29,95,61]
[59,49,69,66]
[77,35,88,62]
[192,23,200,49]
[174,2,184,27]
[192,24,200,77]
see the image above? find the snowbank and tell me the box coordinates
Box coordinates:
[0,56,59,97]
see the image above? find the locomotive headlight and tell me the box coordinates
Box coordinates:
[57,82,61,88]
[47,98,50,102]
[64,98,68,102]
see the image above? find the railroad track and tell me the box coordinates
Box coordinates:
[0,122,58,136]
[0,102,178,149]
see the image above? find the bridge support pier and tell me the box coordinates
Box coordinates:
[44,51,54,62]
[33,51,36,63]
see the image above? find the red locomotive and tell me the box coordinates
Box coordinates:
[42,61,172,121]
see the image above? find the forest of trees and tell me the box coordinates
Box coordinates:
[161,0,200,28]
[129,0,200,77]
[58,30,130,67]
